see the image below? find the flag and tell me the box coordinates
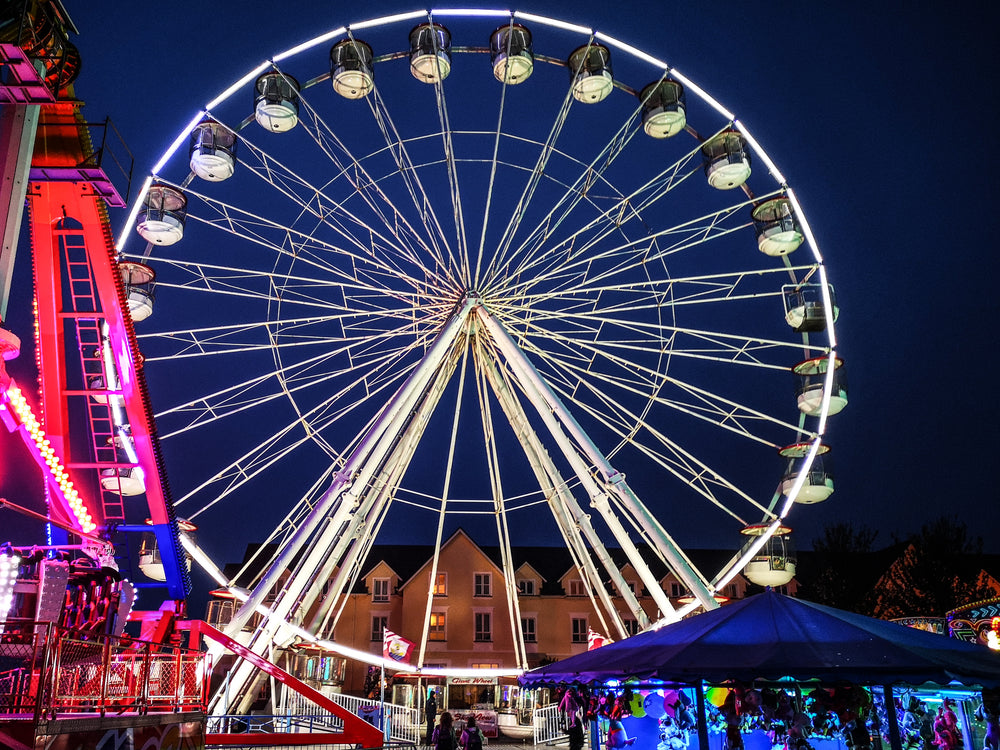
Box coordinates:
[383,628,416,664]
[588,628,612,650]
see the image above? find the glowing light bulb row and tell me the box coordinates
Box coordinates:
[0,553,20,625]
[2,385,97,534]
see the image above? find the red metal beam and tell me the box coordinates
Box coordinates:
[184,620,384,749]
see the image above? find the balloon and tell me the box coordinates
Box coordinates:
[644,691,666,719]
[662,689,679,717]
[706,687,730,708]
[630,691,646,717]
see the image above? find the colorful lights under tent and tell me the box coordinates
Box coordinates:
[550,682,1000,750]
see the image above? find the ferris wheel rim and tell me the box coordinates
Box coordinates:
[114,6,841,676]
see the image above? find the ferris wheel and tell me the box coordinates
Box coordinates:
[116,7,843,689]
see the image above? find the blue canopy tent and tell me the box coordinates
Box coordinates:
[520,590,1000,750]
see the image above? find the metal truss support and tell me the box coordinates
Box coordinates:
[475,339,641,636]
[209,297,474,715]
[478,305,719,616]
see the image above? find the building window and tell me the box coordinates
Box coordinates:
[518,579,535,596]
[727,583,739,598]
[475,612,492,642]
[626,581,637,594]
[372,577,390,602]
[371,616,387,642]
[433,573,447,596]
[571,617,588,643]
[521,617,537,642]
[429,612,446,641]
[623,618,639,636]
[567,579,585,597]
[474,572,492,597]
[670,581,685,598]
[472,662,499,669]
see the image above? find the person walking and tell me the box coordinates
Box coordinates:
[460,715,484,750]
[433,711,457,750]
[425,692,438,746]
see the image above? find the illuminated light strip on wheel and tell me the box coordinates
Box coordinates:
[180,533,522,677]
[0,382,97,533]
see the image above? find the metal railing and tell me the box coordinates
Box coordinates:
[534,703,569,746]
[280,689,422,744]
[0,621,209,719]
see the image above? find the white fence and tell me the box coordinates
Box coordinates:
[533,705,604,749]
[281,689,422,744]
[534,703,568,746]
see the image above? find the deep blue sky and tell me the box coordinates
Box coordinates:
[3,1,999,573]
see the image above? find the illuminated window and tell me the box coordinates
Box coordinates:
[429,612,446,641]
[475,612,492,642]
[433,573,447,596]
[372,577,390,602]
[521,617,537,642]
[371,616,387,642]
[567,579,585,596]
[571,617,588,643]
[474,572,492,597]
[518,579,535,596]
[472,662,499,669]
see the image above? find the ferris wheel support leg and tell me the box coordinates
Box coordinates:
[219,297,475,646]
[305,342,467,639]
[479,347,640,635]
[477,305,684,620]
[208,300,473,714]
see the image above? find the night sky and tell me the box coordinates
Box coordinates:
[2,1,998,587]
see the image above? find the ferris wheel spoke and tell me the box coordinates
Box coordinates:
[427,57,472,282]
[515,262,820,313]
[138,291,427,360]
[517,318,810,444]
[177,342,432,516]
[204,113,437,287]
[498,126,646,282]
[498,136,709,289]
[532,352,776,523]
[473,49,516,288]
[155,328,423,440]
[483,55,580,284]
[152,177,433,296]
[364,86,464,283]
[284,80,457,285]
[500,200,748,301]
[510,169,763,295]
[504,301,817,371]
[177,419,324,514]
[135,252,420,306]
